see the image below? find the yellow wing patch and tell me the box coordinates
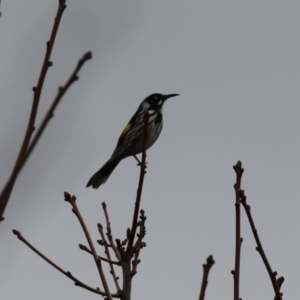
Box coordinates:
[120,122,132,137]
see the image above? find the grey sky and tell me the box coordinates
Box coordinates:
[1,1,300,299]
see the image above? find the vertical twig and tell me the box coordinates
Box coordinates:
[198,255,215,300]
[121,110,149,300]
[0,0,67,221]
[232,161,244,300]
[126,110,149,255]
[98,223,122,293]
[102,202,121,261]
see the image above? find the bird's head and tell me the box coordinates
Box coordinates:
[140,93,179,110]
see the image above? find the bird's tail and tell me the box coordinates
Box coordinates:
[86,158,121,189]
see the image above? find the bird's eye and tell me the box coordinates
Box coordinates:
[154,96,158,100]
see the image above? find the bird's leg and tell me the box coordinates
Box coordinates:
[133,155,141,165]
[133,155,147,167]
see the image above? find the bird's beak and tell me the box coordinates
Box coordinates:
[163,94,179,100]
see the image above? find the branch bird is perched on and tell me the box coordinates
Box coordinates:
[86,93,179,188]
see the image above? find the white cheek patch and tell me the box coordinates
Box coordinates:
[158,99,162,106]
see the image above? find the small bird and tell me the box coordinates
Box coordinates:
[86,93,179,188]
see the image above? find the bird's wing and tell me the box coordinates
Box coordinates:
[115,114,137,149]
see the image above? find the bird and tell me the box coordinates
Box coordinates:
[86,93,179,188]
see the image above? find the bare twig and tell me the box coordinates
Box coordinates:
[79,244,120,265]
[126,110,149,255]
[132,209,146,253]
[198,255,215,300]
[12,230,117,297]
[0,0,67,221]
[98,223,122,293]
[102,202,121,260]
[232,161,244,300]
[24,51,92,164]
[64,192,113,300]
[239,190,283,300]
[274,277,284,300]
[131,210,146,277]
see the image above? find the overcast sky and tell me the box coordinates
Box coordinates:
[1,1,300,299]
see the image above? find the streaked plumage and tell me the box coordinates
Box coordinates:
[86,93,179,188]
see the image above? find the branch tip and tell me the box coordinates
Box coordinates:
[233,161,244,174]
[80,51,92,62]
[12,229,21,237]
[64,191,71,201]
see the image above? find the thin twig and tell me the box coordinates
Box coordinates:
[126,110,149,255]
[132,210,146,253]
[239,190,283,300]
[131,210,146,277]
[274,277,284,300]
[12,230,118,297]
[232,161,244,300]
[98,223,122,293]
[0,0,67,221]
[198,255,215,300]
[79,244,120,265]
[24,52,92,164]
[102,202,121,260]
[64,192,113,300]
[131,251,140,278]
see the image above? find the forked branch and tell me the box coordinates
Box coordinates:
[64,192,113,300]
[0,0,68,221]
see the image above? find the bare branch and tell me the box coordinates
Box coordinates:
[0,0,67,221]
[98,223,122,293]
[132,210,146,253]
[64,192,113,300]
[24,51,92,165]
[79,244,120,265]
[102,202,121,260]
[232,160,244,300]
[239,190,283,300]
[198,255,215,300]
[12,230,118,297]
[131,210,147,277]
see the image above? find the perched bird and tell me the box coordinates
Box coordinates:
[86,93,179,188]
